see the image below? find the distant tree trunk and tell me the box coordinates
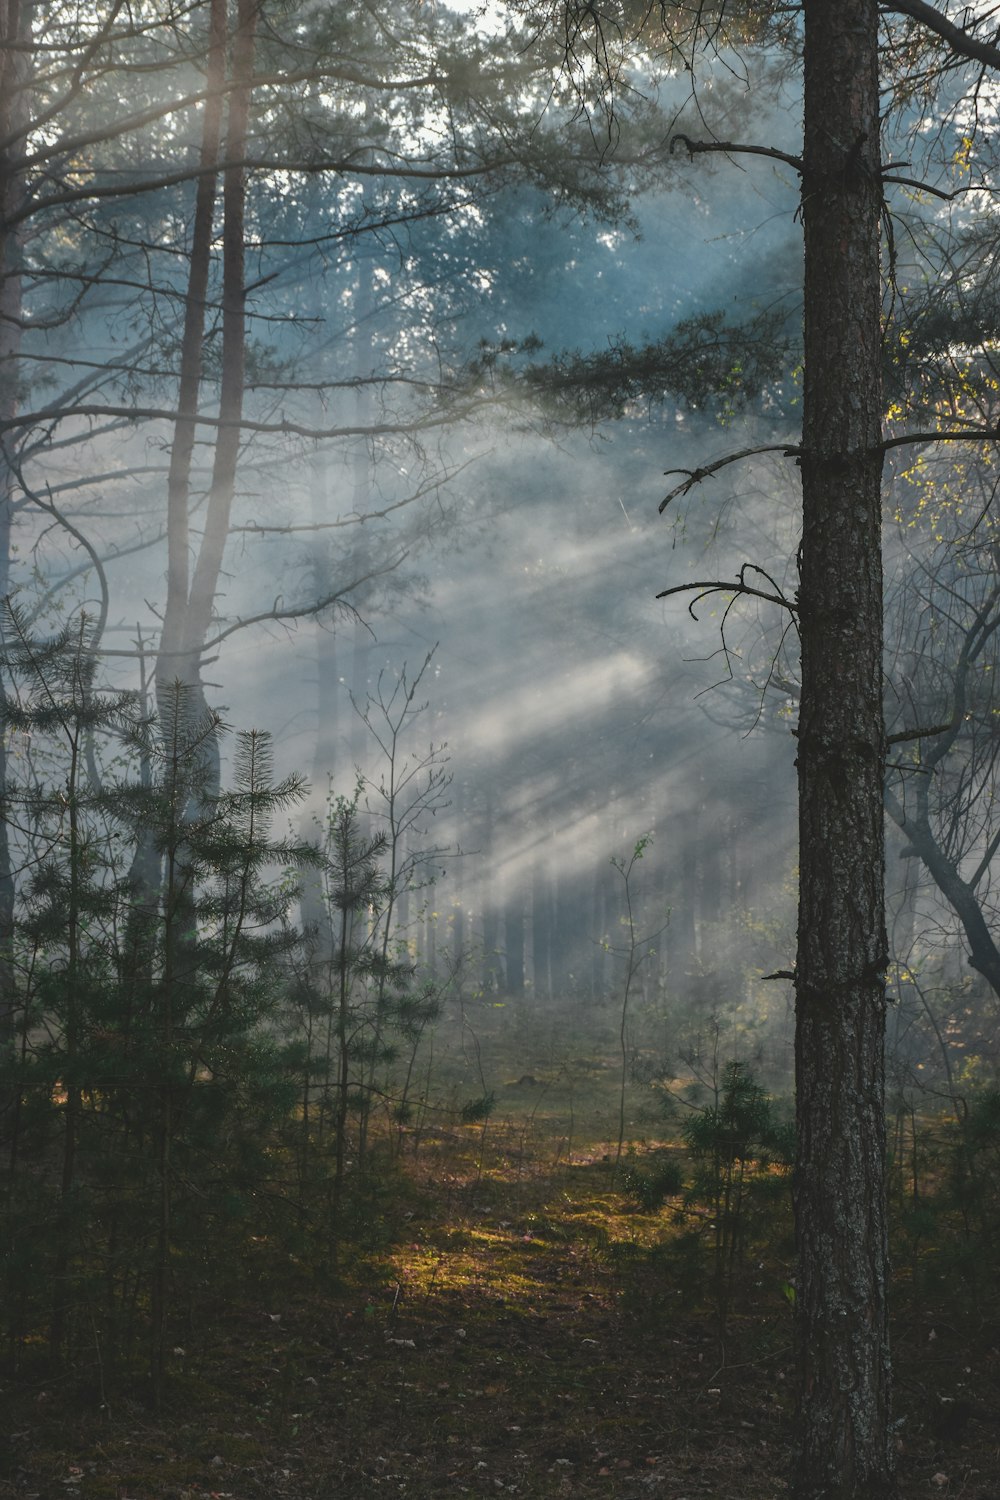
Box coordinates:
[590,862,608,999]
[480,794,503,990]
[482,900,501,990]
[649,855,670,1016]
[299,545,338,958]
[0,0,32,586]
[449,791,465,960]
[0,0,32,1135]
[350,614,370,774]
[0,1,29,587]
[792,1,893,1495]
[395,835,411,942]
[549,866,577,996]
[425,902,437,978]
[505,889,524,994]
[666,806,697,999]
[696,795,722,928]
[531,860,551,1002]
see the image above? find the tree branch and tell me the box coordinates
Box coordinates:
[0,399,484,443]
[881,172,973,201]
[16,476,110,655]
[882,425,1000,452]
[9,153,523,228]
[881,0,1000,71]
[884,780,1000,999]
[886,721,956,744]
[97,557,409,662]
[660,445,801,510]
[656,564,798,619]
[670,134,803,172]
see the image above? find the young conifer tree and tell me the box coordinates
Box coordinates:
[110,690,318,1395]
[1,613,321,1385]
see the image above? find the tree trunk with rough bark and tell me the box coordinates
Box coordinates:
[793,1,893,1495]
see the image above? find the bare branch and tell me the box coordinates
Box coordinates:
[15,473,110,654]
[881,172,973,201]
[670,134,803,172]
[656,564,798,620]
[96,555,409,662]
[660,445,801,510]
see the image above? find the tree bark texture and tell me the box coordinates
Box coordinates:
[793,2,893,1496]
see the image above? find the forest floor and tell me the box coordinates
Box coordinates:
[3,1069,1000,1500]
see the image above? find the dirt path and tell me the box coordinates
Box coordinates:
[3,1150,997,1498]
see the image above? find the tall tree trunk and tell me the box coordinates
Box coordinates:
[144,0,258,1389]
[793,2,893,1495]
[0,0,31,594]
[159,0,257,777]
[347,251,377,783]
[0,0,33,1141]
[158,0,227,693]
[128,0,228,963]
[0,0,29,590]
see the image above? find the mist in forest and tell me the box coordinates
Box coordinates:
[10,14,1000,1493]
[0,16,818,1093]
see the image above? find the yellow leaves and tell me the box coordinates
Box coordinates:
[954,135,973,175]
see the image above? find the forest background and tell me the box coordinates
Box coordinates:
[2,2,1000,1497]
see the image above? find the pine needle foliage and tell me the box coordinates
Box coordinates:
[681,1061,793,1328]
[0,625,320,1391]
